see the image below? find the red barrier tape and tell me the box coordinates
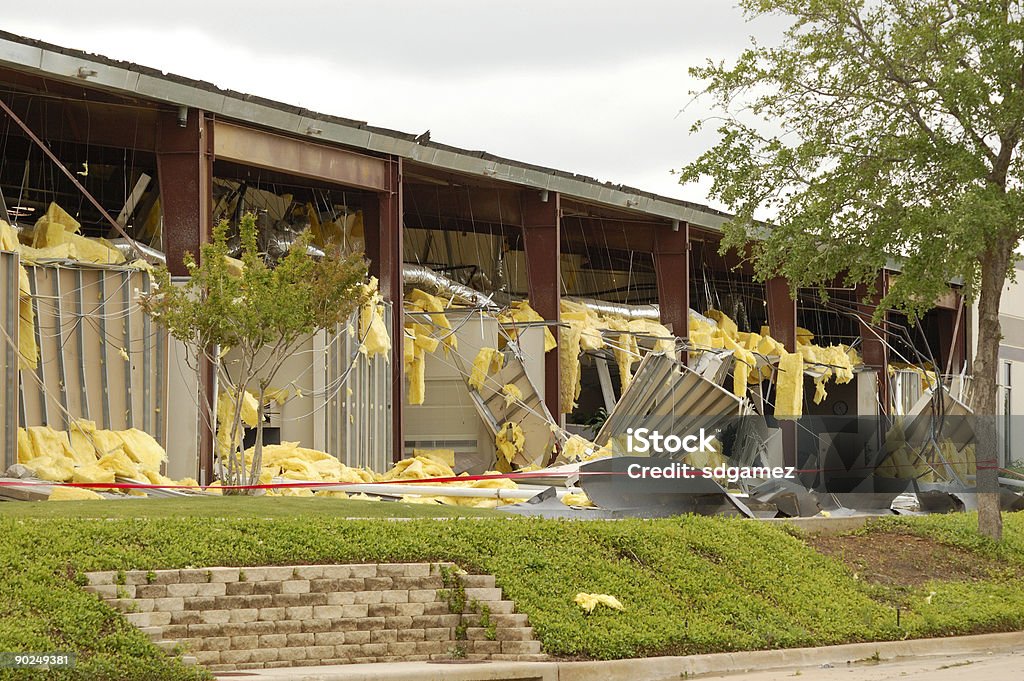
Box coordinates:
[0,462,1007,493]
[0,470,580,492]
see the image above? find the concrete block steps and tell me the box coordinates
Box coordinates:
[83,563,543,671]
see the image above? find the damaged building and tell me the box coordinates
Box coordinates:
[0,31,1012,517]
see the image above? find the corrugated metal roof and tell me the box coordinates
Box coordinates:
[0,30,733,230]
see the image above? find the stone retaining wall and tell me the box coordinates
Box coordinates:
[84,563,543,672]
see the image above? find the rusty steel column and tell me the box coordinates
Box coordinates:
[364,158,404,462]
[654,222,690,347]
[856,272,890,416]
[766,276,797,353]
[156,108,215,482]
[521,190,561,420]
[938,298,966,375]
[766,276,798,467]
[156,109,212,275]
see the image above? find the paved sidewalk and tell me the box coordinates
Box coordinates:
[216,630,1024,680]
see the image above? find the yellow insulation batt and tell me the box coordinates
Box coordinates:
[72,463,116,488]
[497,300,557,353]
[15,424,194,492]
[216,388,260,459]
[413,448,456,467]
[97,449,141,479]
[559,434,612,464]
[501,383,522,408]
[495,421,525,466]
[559,321,585,413]
[23,455,74,482]
[116,428,167,471]
[469,347,504,391]
[26,426,75,464]
[48,486,104,501]
[603,317,638,393]
[0,221,39,369]
[30,203,125,265]
[879,423,976,482]
[67,420,99,466]
[407,288,457,349]
[2,205,151,370]
[359,277,391,359]
[574,593,624,613]
[691,308,868,415]
[403,289,457,404]
[562,491,596,508]
[774,350,804,420]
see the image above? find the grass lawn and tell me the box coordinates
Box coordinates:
[0,505,1022,680]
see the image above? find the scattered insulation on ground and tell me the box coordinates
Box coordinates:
[574,593,625,613]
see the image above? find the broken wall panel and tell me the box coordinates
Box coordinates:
[329,303,394,472]
[1,250,18,469]
[3,260,169,465]
[462,349,559,468]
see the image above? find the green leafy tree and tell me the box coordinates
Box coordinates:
[680,0,1023,538]
[142,213,368,492]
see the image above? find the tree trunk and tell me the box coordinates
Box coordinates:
[972,242,1011,541]
[248,385,268,494]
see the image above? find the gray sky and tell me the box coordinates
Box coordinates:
[5,1,788,209]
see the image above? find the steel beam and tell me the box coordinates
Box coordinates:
[364,158,404,462]
[404,183,523,226]
[213,121,388,192]
[654,223,690,339]
[156,108,215,481]
[521,189,562,422]
[856,272,890,416]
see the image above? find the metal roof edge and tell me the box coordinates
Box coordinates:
[0,30,733,230]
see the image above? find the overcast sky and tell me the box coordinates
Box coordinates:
[4,2,789,210]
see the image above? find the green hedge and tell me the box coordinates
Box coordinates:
[0,507,1022,680]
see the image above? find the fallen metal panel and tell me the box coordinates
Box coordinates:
[458,347,559,468]
[578,456,755,517]
[0,251,18,469]
[595,352,748,454]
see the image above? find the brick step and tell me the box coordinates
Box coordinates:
[462,613,529,628]
[124,612,172,628]
[463,639,543,656]
[139,626,164,641]
[86,563,458,587]
[182,626,459,652]
[463,599,515,615]
[196,638,464,670]
[84,564,542,669]
[465,652,548,662]
[154,639,181,654]
[458,575,496,589]
[464,626,534,642]
[163,615,464,641]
